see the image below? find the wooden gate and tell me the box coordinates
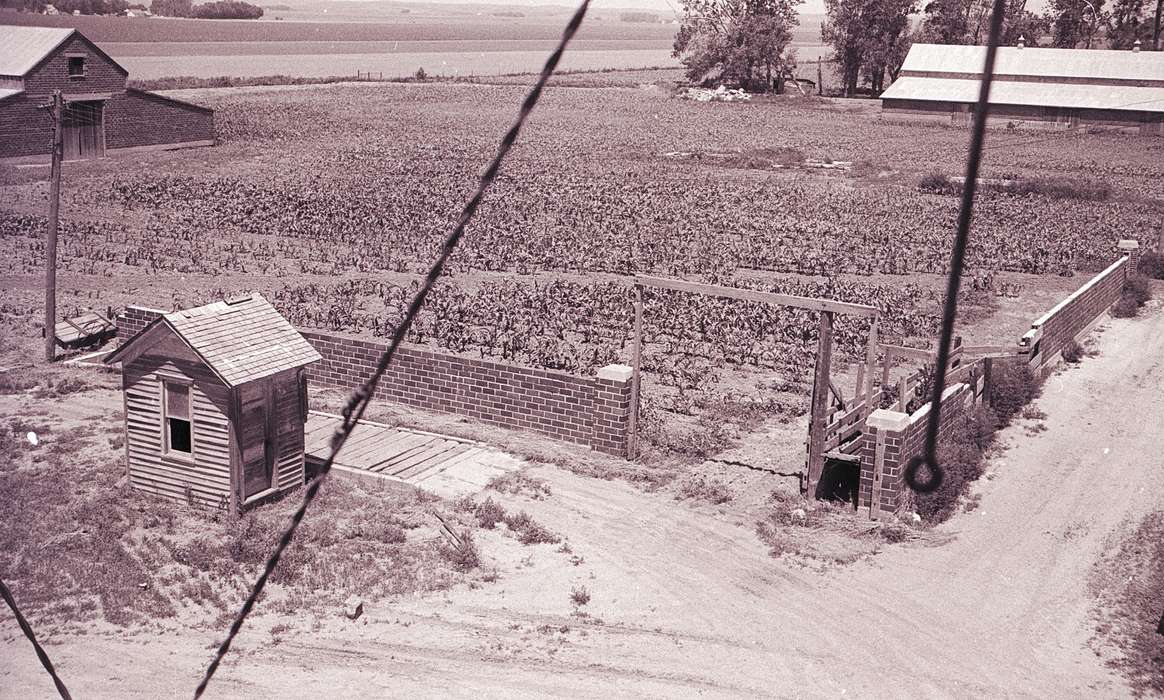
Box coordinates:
[62,101,104,161]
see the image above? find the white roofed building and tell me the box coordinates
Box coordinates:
[880,43,1164,136]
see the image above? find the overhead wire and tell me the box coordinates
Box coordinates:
[191,0,593,696]
[904,0,1009,493]
[0,578,72,700]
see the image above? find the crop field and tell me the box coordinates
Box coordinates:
[0,11,827,80]
[2,82,1161,454]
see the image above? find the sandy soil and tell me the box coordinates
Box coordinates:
[5,304,1163,698]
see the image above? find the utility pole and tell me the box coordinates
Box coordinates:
[43,90,64,362]
[1154,0,1162,50]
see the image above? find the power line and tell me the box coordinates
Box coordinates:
[0,577,72,700]
[905,0,1009,493]
[191,0,593,696]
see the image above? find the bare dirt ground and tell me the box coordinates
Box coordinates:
[5,304,1163,698]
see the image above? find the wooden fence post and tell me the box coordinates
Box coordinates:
[806,310,834,496]
[864,316,879,405]
[627,284,644,460]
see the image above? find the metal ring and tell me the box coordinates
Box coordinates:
[905,455,943,493]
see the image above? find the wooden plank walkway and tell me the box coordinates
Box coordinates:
[304,411,523,498]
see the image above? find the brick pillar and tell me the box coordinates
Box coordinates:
[592,364,633,457]
[116,305,166,340]
[859,409,909,520]
[1118,239,1140,276]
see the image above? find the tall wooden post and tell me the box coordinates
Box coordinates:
[806,310,833,496]
[45,90,63,363]
[816,58,823,96]
[864,316,879,405]
[627,283,644,460]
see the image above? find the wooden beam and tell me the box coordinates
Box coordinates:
[828,378,845,410]
[635,275,879,317]
[864,316,878,405]
[897,374,909,413]
[880,344,937,362]
[806,311,834,497]
[627,284,644,461]
[962,344,1027,358]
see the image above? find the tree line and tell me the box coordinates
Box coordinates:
[672,0,1163,96]
[5,0,264,18]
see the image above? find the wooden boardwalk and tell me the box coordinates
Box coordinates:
[304,411,522,498]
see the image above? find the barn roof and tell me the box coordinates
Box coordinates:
[883,43,1164,113]
[107,294,321,387]
[0,26,75,77]
[882,76,1164,113]
[898,43,1164,85]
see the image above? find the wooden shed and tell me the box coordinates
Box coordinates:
[105,294,321,511]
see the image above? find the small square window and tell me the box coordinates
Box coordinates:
[68,56,85,78]
[163,381,193,456]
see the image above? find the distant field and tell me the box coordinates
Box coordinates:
[115,47,680,79]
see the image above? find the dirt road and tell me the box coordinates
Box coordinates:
[5,307,1163,698]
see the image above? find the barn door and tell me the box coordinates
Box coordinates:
[62,101,104,161]
[239,383,274,500]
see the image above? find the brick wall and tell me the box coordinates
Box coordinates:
[303,330,632,456]
[22,34,127,98]
[105,89,214,150]
[858,384,972,518]
[1020,253,1130,373]
[0,95,51,159]
[116,307,632,456]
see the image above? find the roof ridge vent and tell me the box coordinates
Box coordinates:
[225,293,254,305]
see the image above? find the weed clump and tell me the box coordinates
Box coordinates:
[1061,340,1084,363]
[570,586,591,606]
[674,474,732,504]
[988,360,1043,425]
[914,406,1000,524]
[443,530,480,572]
[1112,275,1153,318]
[918,172,951,192]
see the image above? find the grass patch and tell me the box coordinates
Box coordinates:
[1091,511,1164,697]
[674,474,733,504]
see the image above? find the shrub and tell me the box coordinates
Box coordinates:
[915,422,987,524]
[1137,252,1164,280]
[474,498,507,529]
[1112,295,1139,318]
[1122,275,1152,307]
[570,586,591,606]
[1061,340,1084,363]
[989,360,1043,425]
[415,67,428,81]
[502,510,561,545]
[919,172,950,192]
[443,530,480,572]
[675,474,732,504]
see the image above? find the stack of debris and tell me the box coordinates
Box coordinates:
[681,86,752,102]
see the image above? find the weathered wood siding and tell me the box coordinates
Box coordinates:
[273,369,306,492]
[123,334,232,507]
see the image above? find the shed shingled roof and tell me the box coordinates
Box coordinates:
[0,26,75,77]
[109,294,321,387]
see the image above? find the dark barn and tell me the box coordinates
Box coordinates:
[0,25,215,162]
[881,43,1164,136]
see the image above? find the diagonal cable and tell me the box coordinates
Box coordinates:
[0,577,72,700]
[192,0,592,696]
[904,0,1008,493]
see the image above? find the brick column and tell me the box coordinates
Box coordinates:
[592,364,633,457]
[1118,239,1140,276]
[116,305,166,340]
[859,409,909,520]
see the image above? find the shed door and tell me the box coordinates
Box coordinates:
[239,384,274,499]
[62,101,105,161]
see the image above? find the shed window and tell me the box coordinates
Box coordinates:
[164,381,193,455]
[67,56,85,78]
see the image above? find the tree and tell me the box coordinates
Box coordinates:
[150,0,191,16]
[920,0,1049,46]
[191,0,263,17]
[822,0,915,96]
[672,0,802,92]
[1108,0,1150,47]
[1049,0,1108,47]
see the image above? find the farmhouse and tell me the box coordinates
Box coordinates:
[0,25,214,162]
[105,294,321,511]
[880,43,1164,135]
